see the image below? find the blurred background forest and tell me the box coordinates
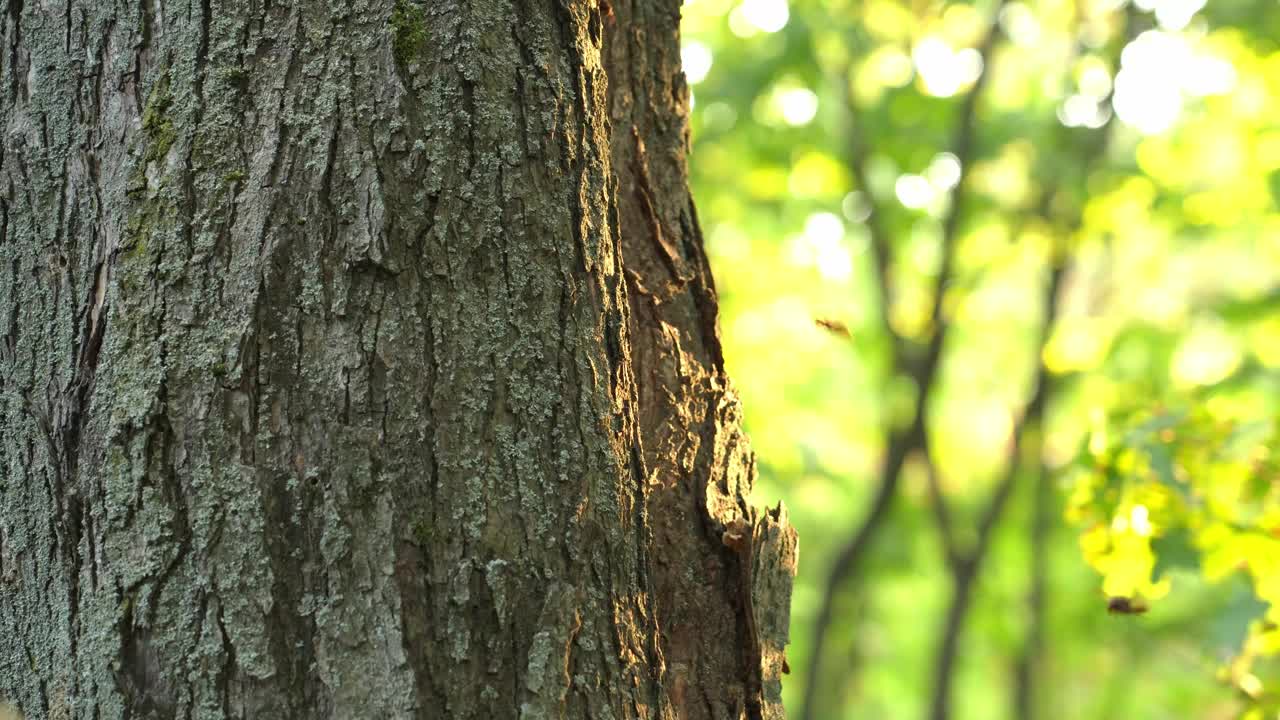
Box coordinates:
[678,0,1280,717]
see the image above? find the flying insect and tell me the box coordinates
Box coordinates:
[1106,595,1149,615]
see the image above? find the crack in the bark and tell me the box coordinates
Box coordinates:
[6,0,23,101]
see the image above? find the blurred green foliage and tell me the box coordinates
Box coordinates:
[679,0,1280,717]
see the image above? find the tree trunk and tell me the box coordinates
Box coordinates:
[0,1,796,718]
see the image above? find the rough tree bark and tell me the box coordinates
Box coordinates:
[0,1,796,718]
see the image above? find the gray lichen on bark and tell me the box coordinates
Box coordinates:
[0,1,795,719]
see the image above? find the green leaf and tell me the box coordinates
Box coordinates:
[1152,528,1200,581]
[1145,441,1177,488]
[1245,472,1274,505]
[1225,420,1274,460]
[1127,410,1187,442]
[1209,579,1270,653]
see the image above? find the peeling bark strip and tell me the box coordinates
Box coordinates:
[0,1,794,718]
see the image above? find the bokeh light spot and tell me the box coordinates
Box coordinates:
[682,41,714,84]
[729,0,789,36]
[895,174,935,209]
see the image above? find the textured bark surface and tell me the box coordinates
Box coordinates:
[0,1,795,719]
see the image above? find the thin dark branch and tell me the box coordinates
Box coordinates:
[975,361,1054,556]
[927,260,1064,720]
[1011,5,1139,712]
[834,63,897,350]
[908,0,1010,571]
[797,431,912,720]
[798,40,912,720]
[923,461,961,567]
[932,7,1139,715]
[799,5,1010,717]
[1013,441,1051,720]
[929,3,1005,338]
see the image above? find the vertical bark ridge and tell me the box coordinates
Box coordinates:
[603,3,796,719]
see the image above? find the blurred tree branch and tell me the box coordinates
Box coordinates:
[928,3,1140,711]
[833,53,898,357]
[800,1,1147,717]
[928,258,1063,720]
[800,4,1009,717]
[1010,8,1139,716]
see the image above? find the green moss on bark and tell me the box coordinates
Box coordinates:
[141,75,176,163]
[390,1,427,67]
